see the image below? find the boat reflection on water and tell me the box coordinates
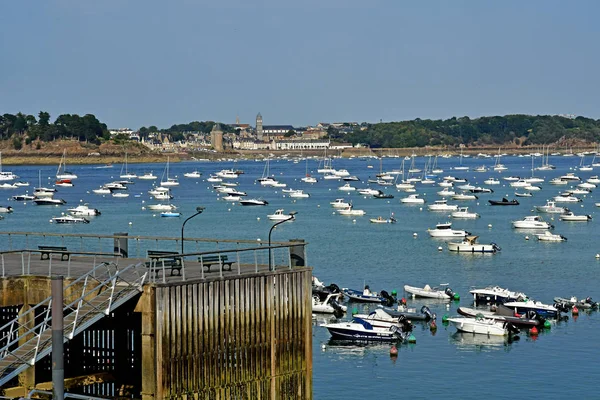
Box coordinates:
[450,331,518,352]
[323,339,395,357]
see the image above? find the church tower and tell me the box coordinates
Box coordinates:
[210,123,224,152]
[256,112,263,140]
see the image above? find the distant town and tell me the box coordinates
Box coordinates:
[109,113,364,153]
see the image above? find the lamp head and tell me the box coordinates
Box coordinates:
[196,206,206,213]
[288,211,298,216]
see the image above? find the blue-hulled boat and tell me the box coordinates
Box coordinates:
[160,212,181,218]
[341,287,395,306]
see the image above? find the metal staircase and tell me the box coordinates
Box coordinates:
[0,261,148,387]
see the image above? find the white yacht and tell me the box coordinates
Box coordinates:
[559,210,592,222]
[553,194,582,203]
[447,236,500,253]
[337,205,366,216]
[146,204,177,211]
[138,172,157,180]
[451,207,479,219]
[451,193,478,201]
[183,171,202,178]
[427,199,458,212]
[549,178,568,185]
[267,209,295,221]
[427,222,470,238]
[400,194,425,204]
[338,183,356,191]
[289,190,310,198]
[437,188,456,197]
[330,198,351,209]
[559,173,580,181]
[509,179,530,188]
[512,215,552,229]
[333,169,350,177]
[535,201,565,213]
[68,204,101,216]
[535,231,567,242]
[484,178,500,185]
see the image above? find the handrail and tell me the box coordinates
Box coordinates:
[147,243,302,259]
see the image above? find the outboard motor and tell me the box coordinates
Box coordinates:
[420,305,436,321]
[396,315,413,333]
[330,298,345,319]
[444,287,455,299]
[380,290,395,307]
[505,323,520,335]
[584,297,598,309]
[327,283,341,294]
[490,242,502,251]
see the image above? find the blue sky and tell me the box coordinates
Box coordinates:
[1,1,598,129]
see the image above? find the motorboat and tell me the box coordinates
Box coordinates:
[301,175,318,183]
[112,192,129,198]
[330,198,350,209]
[524,185,542,191]
[351,308,412,329]
[469,187,493,193]
[427,199,458,212]
[239,199,269,206]
[484,178,500,185]
[267,209,295,221]
[488,198,519,206]
[400,194,425,204]
[568,188,591,195]
[503,176,521,181]
[334,169,351,177]
[341,287,395,305]
[138,172,157,180]
[382,305,436,322]
[559,210,591,221]
[337,205,366,216]
[312,293,347,316]
[515,192,533,197]
[342,176,359,181]
[587,176,600,184]
[323,174,341,180]
[553,296,598,310]
[535,231,567,242]
[52,215,89,224]
[469,286,528,304]
[448,236,500,253]
[34,198,66,206]
[457,184,476,191]
[549,178,568,185]
[577,182,596,189]
[396,181,416,190]
[289,190,310,198]
[474,166,487,172]
[104,182,127,190]
[160,212,181,217]
[0,183,18,189]
[68,204,101,216]
[14,182,29,187]
[160,178,179,187]
[451,207,479,219]
[338,183,356,191]
[321,317,410,342]
[503,300,559,318]
[373,191,394,199]
[437,188,456,197]
[553,194,581,203]
[183,171,202,178]
[222,195,242,201]
[559,173,580,181]
[92,187,111,195]
[447,317,519,336]
[147,204,177,211]
[404,284,459,300]
[512,215,552,229]
[55,179,74,187]
[427,222,469,238]
[438,180,453,187]
[357,188,380,196]
[207,175,223,183]
[0,153,18,181]
[535,201,565,214]
[12,194,35,201]
[457,305,540,328]
[216,169,239,179]
[369,215,397,224]
[0,206,13,213]
[451,193,478,201]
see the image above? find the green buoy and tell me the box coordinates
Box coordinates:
[407,334,416,343]
[352,308,358,315]
[453,293,460,301]
[442,314,449,323]
[544,320,551,330]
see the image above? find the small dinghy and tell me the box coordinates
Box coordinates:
[404,284,459,300]
[312,293,347,317]
[341,287,396,306]
[352,308,418,329]
[369,215,397,224]
[535,231,567,242]
[382,305,436,322]
[160,212,181,218]
[553,296,598,310]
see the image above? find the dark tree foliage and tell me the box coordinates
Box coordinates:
[346,115,600,148]
[0,111,109,144]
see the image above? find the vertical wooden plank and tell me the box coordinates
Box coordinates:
[202,282,209,395]
[223,279,230,388]
[304,270,313,398]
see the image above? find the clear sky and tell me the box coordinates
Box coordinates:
[1,1,598,129]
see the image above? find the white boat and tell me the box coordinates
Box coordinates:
[301,175,318,183]
[553,194,581,203]
[484,178,500,185]
[321,318,408,341]
[404,284,457,300]
[559,211,592,221]
[92,187,111,195]
[337,205,366,216]
[338,183,356,191]
[267,209,295,221]
[369,215,397,224]
[0,206,13,213]
[568,188,590,195]
[330,198,351,209]
[160,157,179,187]
[427,222,469,238]
[103,182,127,190]
[160,212,181,218]
[289,190,310,198]
[577,182,596,189]
[11,194,35,201]
[587,176,600,184]
[451,193,478,201]
[112,192,129,198]
[56,150,78,180]
[147,204,177,211]
[512,215,552,229]
[535,201,565,214]
[34,198,66,206]
[119,152,137,179]
[0,153,18,181]
[54,179,74,188]
[535,231,567,242]
[447,317,513,336]
[474,166,487,172]
[0,183,18,189]
[427,199,458,211]
[222,195,242,201]
[509,179,530,188]
[207,175,223,182]
[400,194,425,204]
[524,185,541,191]
[68,204,101,216]
[437,180,453,187]
[52,215,89,224]
[549,178,568,185]
[503,300,558,318]
[183,171,202,178]
[447,236,500,253]
[503,176,520,181]
[323,174,341,180]
[470,286,527,304]
[559,173,580,181]
[312,293,347,315]
[239,199,269,206]
[216,169,239,179]
[334,169,350,177]
[451,207,479,219]
[14,181,29,187]
[138,172,157,180]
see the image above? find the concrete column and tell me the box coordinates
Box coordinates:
[135,285,156,399]
[52,276,64,400]
[288,239,306,267]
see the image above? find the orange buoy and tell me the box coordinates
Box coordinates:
[529,326,539,336]
[572,306,579,315]
[390,345,398,356]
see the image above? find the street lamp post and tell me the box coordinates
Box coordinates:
[268,211,297,271]
[181,206,205,255]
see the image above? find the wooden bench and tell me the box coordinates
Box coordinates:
[199,254,234,272]
[146,250,182,276]
[38,245,70,261]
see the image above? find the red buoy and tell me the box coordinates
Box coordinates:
[400,297,407,305]
[572,306,579,315]
[390,345,398,356]
[429,321,437,331]
[529,326,539,336]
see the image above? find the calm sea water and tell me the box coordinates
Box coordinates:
[2,154,599,399]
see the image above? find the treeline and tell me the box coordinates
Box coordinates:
[0,111,109,147]
[138,121,233,142]
[345,115,600,148]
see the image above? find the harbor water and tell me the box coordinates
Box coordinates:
[1,154,599,399]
